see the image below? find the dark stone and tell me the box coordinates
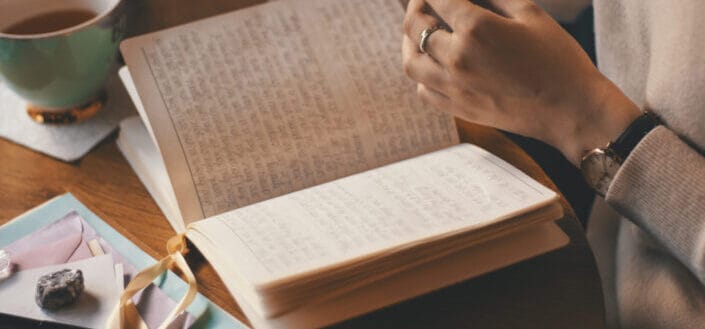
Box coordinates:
[35,269,84,310]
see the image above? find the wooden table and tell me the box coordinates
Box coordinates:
[0,1,605,328]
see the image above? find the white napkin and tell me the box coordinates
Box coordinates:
[0,74,135,162]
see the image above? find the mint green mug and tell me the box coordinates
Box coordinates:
[0,0,125,123]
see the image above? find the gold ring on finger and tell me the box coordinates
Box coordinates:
[419,25,442,54]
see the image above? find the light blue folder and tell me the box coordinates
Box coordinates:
[0,193,247,329]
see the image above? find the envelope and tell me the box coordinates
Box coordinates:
[5,210,93,271]
[2,211,198,329]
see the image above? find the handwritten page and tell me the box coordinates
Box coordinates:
[121,0,458,222]
[189,144,557,285]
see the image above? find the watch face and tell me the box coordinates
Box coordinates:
[581,149,621,196]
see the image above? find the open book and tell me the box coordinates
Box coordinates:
[117,0,568,327]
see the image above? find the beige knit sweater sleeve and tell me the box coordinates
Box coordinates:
[606,126,705,285]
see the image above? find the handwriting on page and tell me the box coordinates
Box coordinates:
[141,0,458,217]
[213,145,553,279]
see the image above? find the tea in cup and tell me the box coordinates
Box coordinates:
[0,0,125,123]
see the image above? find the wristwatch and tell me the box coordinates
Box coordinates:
[580,111,660,197]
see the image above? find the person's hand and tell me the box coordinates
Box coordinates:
[402,0,641,165]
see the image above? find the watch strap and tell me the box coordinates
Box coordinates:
[610,111,660,160]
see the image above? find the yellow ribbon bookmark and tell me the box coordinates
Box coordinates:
[105,233,198,329]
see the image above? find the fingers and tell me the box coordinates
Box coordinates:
[426,0,514,33]
[423,27,452,64]
[425,0,482,29]
[402,36,449,91]
[403,8,439,48]
[406,0,426,14]
[403,2,453,63]
[417,83,451,110]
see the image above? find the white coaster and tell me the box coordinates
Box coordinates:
[0,74,135,162]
